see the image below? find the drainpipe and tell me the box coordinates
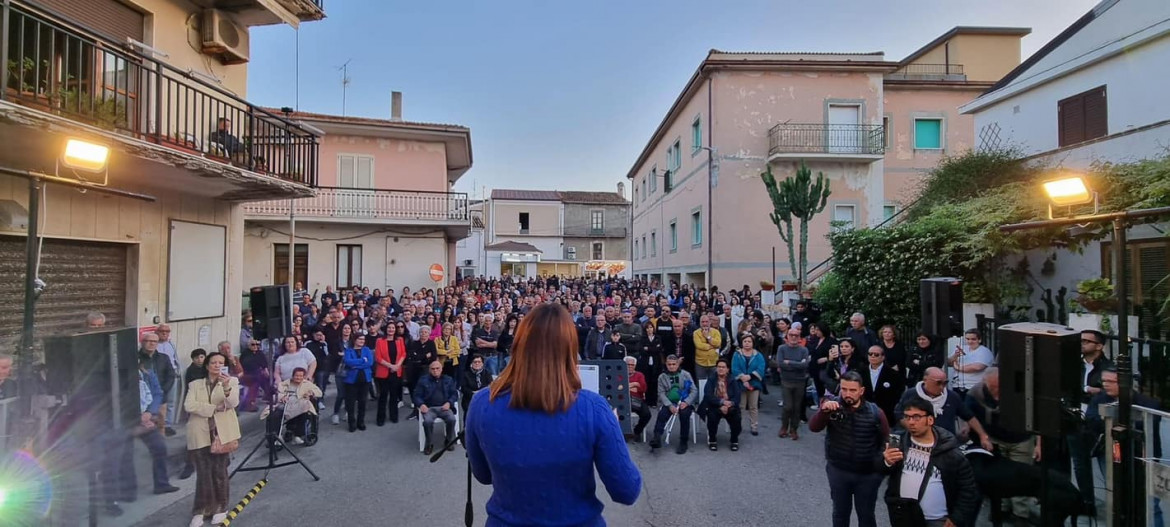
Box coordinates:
[706,75,714,291]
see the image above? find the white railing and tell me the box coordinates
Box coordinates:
[244,187,470,222]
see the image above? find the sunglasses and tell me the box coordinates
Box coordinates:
[868,352,883,357]
[1081,338,1101,345]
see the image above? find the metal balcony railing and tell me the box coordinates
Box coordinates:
[768,123,885,157]
[1,1,319,186]
[243,187,470,222]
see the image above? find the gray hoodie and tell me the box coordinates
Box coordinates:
[776,344,810,385]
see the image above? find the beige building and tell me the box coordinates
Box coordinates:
[628,26,1029,290]
[0,0,324,360]
[478,188,631,278]
[242,103,473,293]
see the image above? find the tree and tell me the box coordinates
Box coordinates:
[761,161,831,290]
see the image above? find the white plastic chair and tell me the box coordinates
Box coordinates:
[417,407,461,452]
[662,410,697,445]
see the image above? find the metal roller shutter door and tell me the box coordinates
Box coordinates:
[28,0,145,42]
[0,236,128,341]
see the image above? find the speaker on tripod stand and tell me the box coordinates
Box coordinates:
[250,285,292,341]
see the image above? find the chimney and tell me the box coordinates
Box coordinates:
[391,91,402,121]
[617,182,625,199]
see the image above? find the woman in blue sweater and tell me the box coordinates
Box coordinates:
[466,303,641,527]
[342,334,374,432]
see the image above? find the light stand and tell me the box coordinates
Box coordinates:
[230,339,320,482]
[1001,204,1170,526]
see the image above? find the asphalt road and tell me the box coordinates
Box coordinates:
[138,391,899,527]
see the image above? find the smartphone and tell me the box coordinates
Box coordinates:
[888,434,902,450]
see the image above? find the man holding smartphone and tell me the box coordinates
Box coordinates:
[881,397,980,527]
[809,371,890,527]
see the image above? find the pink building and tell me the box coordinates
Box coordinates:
[243,96,473,292]
[628,27,1029,290]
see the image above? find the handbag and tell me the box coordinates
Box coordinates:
[884,452,934,527]
[207,383,239,455]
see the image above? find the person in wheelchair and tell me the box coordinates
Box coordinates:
[264,367,322,446]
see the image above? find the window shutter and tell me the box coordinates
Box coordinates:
[338,155,355,188]
[33,0,145,42]
[356,157,374,188]
[1058,96,1085,147]
[1083,87,1108,141]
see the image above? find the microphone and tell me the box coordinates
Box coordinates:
[429,430,464,463]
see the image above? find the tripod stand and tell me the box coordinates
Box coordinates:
[230,337,320,481]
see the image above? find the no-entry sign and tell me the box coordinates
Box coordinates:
[429,264,445,282]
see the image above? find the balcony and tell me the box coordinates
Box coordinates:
[767,123,885,163]
[886,63,966,82]
[563,226,629,238]
[1,1,319,196]
[243,187,471,235]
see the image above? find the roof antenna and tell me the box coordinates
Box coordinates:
[337,59,352,116]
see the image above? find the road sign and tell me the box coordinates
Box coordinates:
[429,264,445,283]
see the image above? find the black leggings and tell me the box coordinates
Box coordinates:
[706,405,742,443]
[344,380,368,425]
[375,375,402,423]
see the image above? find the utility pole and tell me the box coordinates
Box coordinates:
[338,59,352,116]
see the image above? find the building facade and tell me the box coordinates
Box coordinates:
[0,0,323,361]
[961,0,1170,325]
[627,27,1029,291]
[242,105,473,294]
[475,188,631,279]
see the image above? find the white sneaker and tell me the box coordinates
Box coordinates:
[190,515,206,527]
[331,414,339,425]
[290,436,305,445]
[211,512,228,525]
[317,402,325,411]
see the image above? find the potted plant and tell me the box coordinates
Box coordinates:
[1071,278,1117,313]
[6,57,52,109]
[759,280,775,291]
[56,88,128,131]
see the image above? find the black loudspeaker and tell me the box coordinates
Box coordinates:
[997,322,1082,437]
[251,285,291,340]
[920,277,963,338]
[44,327,141,430]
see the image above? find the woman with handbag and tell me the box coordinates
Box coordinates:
[184,351,240,527]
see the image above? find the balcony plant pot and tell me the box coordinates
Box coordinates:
[155,135,202,156]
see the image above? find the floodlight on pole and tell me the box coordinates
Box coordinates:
[1041,174,1097,219]
[61,139,110,173]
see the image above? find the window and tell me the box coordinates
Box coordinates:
[336,244,363,288]
[649,165,658,192]
[274,243,308,288]
[337,154,374,188]
[672,139,682,170]
[634,185,639,204]
[640,236,646,258]
[882,116,891,148]
[883,205,897,221]
[567,246,577,260]
[519,212,530,234]
[691,210,702,246]
[691,116,702,154]
[1102,238,1170,335]
[1058,85,1108,147]
[650,231,657,256]
[633,240,638,260]
[832,204,856,230]
[913,119,942,150]
[593,242,605,260]
[669,220,678,252]
[591,210,604,233]
[641,177,648,201]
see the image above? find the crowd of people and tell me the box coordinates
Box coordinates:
[89,274,1151,526]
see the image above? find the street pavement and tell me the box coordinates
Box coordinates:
[138,392,895,526]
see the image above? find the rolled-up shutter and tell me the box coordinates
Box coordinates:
[29,0,145,42]
[0,236,128,342]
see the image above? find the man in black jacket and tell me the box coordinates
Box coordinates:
[862,345,904,426]
[1069,329,1113,513]
[881,397,981,527]
[810,371,890,527]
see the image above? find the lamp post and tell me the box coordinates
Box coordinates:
[1001,174,1170,526]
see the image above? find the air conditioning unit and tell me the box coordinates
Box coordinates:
[462,259,473,266]
[201,9,249,65]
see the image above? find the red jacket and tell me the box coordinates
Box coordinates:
[374,337,406,379]
[628,370,647,401]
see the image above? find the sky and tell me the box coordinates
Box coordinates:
[246,0,1100,198]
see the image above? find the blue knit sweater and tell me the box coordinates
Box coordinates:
[466,389,642,526]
